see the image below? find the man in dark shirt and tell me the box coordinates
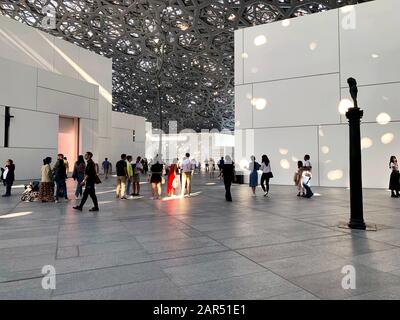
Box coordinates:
[102,158,111,179]
[73,152,99,212]
[116,154,127,199]
[53,153,68,202]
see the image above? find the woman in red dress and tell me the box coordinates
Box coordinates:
[167,159,178,196]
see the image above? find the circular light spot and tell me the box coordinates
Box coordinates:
[338,98,353,115]
[279,148,288,155]
[241,52,248,59]
[252,98,267,110]
[361,137,373,150]
[319,128,324,137]
[239,159,249,170]
[321,146,330,154]
[376,112,391,125]
[371,53,379,59]
[235,120,240,127]
[254,35,267,46]
[280,159,290,170]
[255,99,266,110]
[381,133,394,145]
[309,42,317,51]
[328,170,344,181]
[281,19,290,27]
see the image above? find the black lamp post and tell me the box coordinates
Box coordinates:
[345,77,366,230]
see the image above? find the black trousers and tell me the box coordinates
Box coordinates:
[224,179,232,201]
[260,173,270,192]
[79,183,98,209]
[5,181,13,195]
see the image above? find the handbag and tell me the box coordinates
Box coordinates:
[266,172,273,178]
[95,174,102,184]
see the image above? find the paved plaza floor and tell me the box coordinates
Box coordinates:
[1,174,400,300]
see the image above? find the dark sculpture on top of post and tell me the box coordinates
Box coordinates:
[345,77,366,230]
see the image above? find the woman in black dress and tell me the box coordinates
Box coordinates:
[222,155,235,202]
[389,156,400,198]
[150,157,164,200]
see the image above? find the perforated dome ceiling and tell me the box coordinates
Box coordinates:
[0,0,370,131]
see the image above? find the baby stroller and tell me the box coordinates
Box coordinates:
[21,181,40,202]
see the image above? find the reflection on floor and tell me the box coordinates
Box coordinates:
[1,174,400,300]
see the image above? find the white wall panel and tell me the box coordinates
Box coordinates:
[360,122,400,189]
[79,47,112,138]
[253,74,341,128]
[134,116,146,142]
[339,0,400,87]
[235,84,253,129]
[37,69,96,99]
[243,9,339,84]
[234,129,255,171]
[318,124,349,187]
[89,99,99,120]
[9,108,58,149]
[0,57,37,110]
[0,15,54,72]
[340,83,400,124]
[37,87,91,119]
[234,29,243,85]
[53,37,80,79]
[253,126,319,186]
[79,119,95,155]
[0,147,58,180]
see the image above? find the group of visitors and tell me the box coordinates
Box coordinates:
[3,151,400,208]
[114,152,196,200]
[115,154,144,199]
[36,152,99,211]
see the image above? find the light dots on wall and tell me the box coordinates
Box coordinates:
[254,35,267,46]
[327,170,343,181]
[376,112,391,125]
[279,148,288,155]
[241,52,249,59]
[280,159,290,169]
[338,98,353,115]
[321,146,330,154]
[371,53,379,59]
[239,159,249,170]
[251,97,267,110]
[251,67,259,74]
[309,42,317,51]
[281,19,290,27]
[361,137,373,150]
[381,133,394,145]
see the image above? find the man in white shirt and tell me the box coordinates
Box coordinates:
[302,154,313,198]
[181,153,194,197]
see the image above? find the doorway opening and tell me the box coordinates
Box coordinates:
[58,116,79,173]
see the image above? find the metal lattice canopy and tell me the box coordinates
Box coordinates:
[0,0,370,132]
